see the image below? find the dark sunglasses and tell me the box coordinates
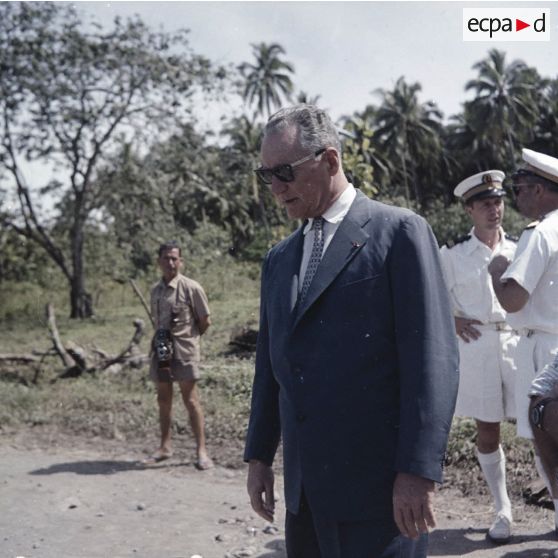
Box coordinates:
[503,169,539,197]
[508,184,530,197]
[511,169,539,180]
[254,148,326,185]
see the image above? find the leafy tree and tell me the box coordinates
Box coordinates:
[239,43,295,118]
[374,77,444,207]
[463,49,540,168]
[530,77,558,156]
[0,217,51,283]
[432,128,463,206]
[96,120,276,261]
[340,113,389,198]
[0,2,220,317]
[93,144,180,277]
[222,114,262,203]
[220,114,283,248]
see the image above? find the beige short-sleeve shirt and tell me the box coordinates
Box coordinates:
[150,273,210,362]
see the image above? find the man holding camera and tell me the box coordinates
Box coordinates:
[146,240,213,470]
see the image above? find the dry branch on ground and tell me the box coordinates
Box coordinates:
[0,304,149,382]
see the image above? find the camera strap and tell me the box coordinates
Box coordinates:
[156,280,181,327]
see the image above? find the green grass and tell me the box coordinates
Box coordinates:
[0,258,261,466]
[0,257,544,486]
[0,258,261,356]
[445,417,538,500]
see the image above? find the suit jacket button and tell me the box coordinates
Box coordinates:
[296,413,306,422]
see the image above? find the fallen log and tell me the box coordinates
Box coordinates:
[98,318,146,371]
[2,304,149,381]
[0,353,41,364]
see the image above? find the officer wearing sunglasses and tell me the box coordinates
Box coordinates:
[488,148,558,533]
[505,168,542,199]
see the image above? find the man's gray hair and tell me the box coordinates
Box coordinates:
[263,104,341,154]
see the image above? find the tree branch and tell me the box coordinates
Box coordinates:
[45,303,74,368]
[0,354,40,364]
[98,318,146,370]
[2,109,71,280]
[129,279,155,328]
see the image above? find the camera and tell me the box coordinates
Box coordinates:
[154,328,173,368]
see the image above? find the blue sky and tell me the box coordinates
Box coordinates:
[76,1,558,126]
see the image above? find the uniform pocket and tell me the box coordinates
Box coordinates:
[453,270,481,307]
[171,303,192,330]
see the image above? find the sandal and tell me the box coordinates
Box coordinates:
[141,451,173,465]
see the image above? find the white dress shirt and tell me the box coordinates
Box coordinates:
[439,227,516,323]
[298,184,357,291]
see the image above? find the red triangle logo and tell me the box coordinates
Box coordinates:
[516,18,530,31]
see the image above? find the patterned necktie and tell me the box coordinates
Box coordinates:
[299,217,325,301]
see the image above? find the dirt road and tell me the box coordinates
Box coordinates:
[1,435,557,558]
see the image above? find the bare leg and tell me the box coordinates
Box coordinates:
[178,380,213,468]
[476,420,500,454]
[156,380,174,456]
[530,396,558,497]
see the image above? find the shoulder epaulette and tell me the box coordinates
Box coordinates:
[524,220,539,230]
[504,233,518,242]
[445,234,471,249]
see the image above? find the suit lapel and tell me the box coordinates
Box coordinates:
[271,226,305,320]
[293,192,371,327]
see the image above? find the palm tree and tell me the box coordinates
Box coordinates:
[222,114,262,158]
[221,114,277,241]
[464,49,540,168]
[531,77,558,156]
[445,112,506,176]
[222,114,262,202]
[239,43,295,118]
[374,77,443,207]
[296,90,321,106]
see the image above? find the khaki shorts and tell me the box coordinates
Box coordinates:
[149,357,200,383]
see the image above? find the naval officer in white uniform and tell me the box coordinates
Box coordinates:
[440,170,518,543]
[489,148,558,533]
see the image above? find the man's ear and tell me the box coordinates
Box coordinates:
[324,148,340,176]
[535,182,548,198]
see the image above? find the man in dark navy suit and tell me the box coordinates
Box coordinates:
[244,104,459,558]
